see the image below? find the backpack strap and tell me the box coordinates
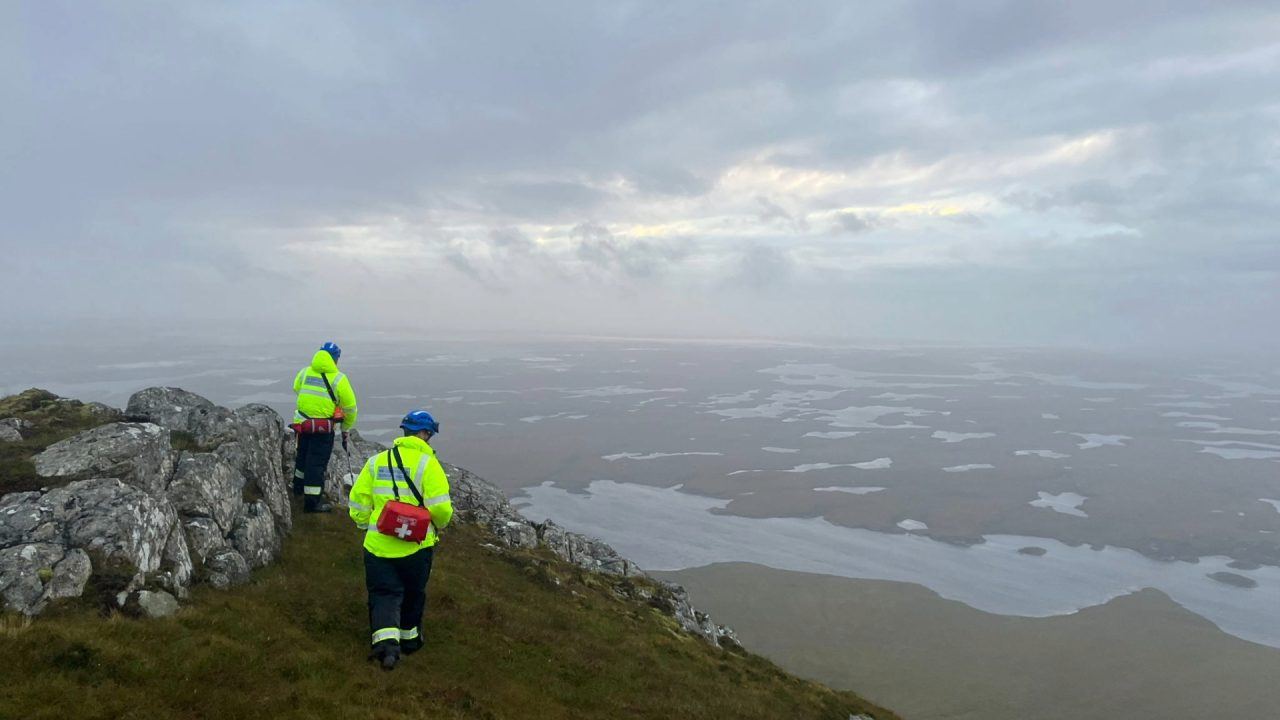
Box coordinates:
[388,447,426,506]
[320,373,339,404]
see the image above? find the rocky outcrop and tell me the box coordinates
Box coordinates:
[0,477,181,614]
[445,463,734,645]
[0,418,32,443]
[2,388,292,615]
[219,404,293,533]
[0,543,91,615]
[168,454,244,533]
[125,387,237,446]
[33,423,175,495]
[1,387,734,646]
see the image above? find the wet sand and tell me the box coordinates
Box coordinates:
[660,562,1280,720]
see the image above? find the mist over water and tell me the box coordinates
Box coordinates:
[5,336,1279,646]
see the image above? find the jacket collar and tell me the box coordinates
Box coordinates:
[393,435,433,454]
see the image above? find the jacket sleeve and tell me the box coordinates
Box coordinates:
[348,457,375,530]
[421,456,454,530]
[337,375,358,431]
[292,368,305,395]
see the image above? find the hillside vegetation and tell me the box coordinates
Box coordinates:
[0,388,896,720]
[0,389,119,494]
[0,516,895,720]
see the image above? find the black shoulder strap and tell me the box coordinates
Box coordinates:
[320,372,338,404]
[388,447,426,506]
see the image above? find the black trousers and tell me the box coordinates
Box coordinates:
[293,431,334,508]
[364,547,434,647]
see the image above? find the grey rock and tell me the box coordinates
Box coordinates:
[0,492,52,548]
[182,517,227,566]
[33,423,175,495]
[0,544,92,615]
[1,478,182,582]
[490,519,539,549]
[167,453,245,532]
[0,478,180,610]
[127,389,291,532]
[45,548,92,602]
[544,525,641,577]
[445,463,519,523]
[652,580,738,645]
[157,523,194,598]
[230,501,278,569]
[85,402,120,418]
[536,520,572,558]
[223,404,292,531]
[0,417,32,442]
[53,478,179,574]
[134,589,180,618]
[323,430,381,505]
[0,543,65,614]
[125,387,237,447]
[204,548,250,590]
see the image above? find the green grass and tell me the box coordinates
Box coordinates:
[0,389,116,494]
[0,513,898,720]
[169,430,216,454]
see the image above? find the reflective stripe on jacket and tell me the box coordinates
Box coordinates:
[349,435,454,558]
[292,350,358,430]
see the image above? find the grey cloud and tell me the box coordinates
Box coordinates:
[756,197,809,233]
[836,212,874,234]
[726,244,795,290]
[573,222,689,280]
[478,180,612,221]
[3,1,1278,351]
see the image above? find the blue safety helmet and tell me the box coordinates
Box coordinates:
[320,341,341,360]
[400,410,440,435]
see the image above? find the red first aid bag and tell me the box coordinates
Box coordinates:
[374,447,433,543]
[376,500,432,543]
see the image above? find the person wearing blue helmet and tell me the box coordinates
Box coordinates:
[348,409,453,670]
[290,341,359,513]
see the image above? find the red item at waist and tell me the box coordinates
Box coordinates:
[292,418,336,434]
[376,501,432,543]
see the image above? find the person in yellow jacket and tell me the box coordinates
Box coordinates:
[291,341,358,513]
[348,409,453,670]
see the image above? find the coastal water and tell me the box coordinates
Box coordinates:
[4,335,1279,648]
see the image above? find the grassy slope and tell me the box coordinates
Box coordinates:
[1,501,897,720]
[0,389,116,494]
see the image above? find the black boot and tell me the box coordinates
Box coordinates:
[380,644,400,671]
[401,637,423,655]
[368,640,399,670]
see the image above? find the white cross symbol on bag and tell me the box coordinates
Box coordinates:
[395,520,413,539]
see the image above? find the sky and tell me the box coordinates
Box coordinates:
[3,1,1278,351]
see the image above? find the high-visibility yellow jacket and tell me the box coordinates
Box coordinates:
[348,435,454,557]
[292,350,358,431]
